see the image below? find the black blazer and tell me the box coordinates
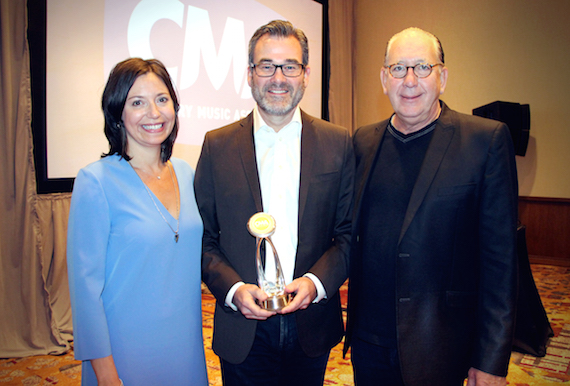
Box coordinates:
[345,102,518,385]
[195,110,354,364]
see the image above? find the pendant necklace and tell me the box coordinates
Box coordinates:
[134,161,180,242]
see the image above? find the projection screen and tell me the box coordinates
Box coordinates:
[29,0,328,193]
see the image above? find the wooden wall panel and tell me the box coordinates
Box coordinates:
[518,196,570,267]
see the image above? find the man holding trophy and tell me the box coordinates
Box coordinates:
[194,20,354,386]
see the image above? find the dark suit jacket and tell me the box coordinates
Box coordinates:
[345,102,518,385]
[195,110,354,364]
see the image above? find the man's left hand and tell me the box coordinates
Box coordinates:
[278,277,316,314]
[466,367,507,386]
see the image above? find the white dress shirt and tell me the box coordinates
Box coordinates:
[225,107,326,309]
[254,106,301,285]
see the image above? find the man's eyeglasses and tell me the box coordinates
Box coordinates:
[251,62,305,78]
[385,63,443,79]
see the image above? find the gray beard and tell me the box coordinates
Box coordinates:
[252,82,305,116]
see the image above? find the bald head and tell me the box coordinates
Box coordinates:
[379,27,448,134]
[384,27,444,66]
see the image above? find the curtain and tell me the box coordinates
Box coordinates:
[37,193,74,344]
[0,0,70,357]
[328,0,357,133]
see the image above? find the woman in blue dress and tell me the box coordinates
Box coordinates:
[67,58,208,386]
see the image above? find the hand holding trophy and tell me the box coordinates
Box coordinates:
[247,213,290,311]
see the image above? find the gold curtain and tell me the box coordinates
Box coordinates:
[0,0,70,357]
[328,0,357,133]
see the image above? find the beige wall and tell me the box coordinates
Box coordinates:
[354,0,570,199]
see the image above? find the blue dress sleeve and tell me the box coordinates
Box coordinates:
[67,167,113,360]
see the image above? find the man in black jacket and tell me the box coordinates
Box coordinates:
[345,27,518,386]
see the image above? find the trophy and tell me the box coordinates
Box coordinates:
[247,212,290,311]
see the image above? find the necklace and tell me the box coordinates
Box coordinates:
[135,164,164,179]
[132,161,180,242]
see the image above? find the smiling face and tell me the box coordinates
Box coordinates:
[380,30,448,134]
[121,72,176,156]
[248,35,310,125]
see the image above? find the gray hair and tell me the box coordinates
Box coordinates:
[384,27,444,65]
[248,20,309,66]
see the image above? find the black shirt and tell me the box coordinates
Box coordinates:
[355,118,436,347]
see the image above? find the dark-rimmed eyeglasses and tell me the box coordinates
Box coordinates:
[385,63,443,78]
[251,62,305,77]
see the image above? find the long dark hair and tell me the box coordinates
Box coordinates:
[101,58,180,162]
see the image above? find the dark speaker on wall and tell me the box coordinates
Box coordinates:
[472,101,530,156]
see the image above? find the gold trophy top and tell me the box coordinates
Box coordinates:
[247,212,276,238]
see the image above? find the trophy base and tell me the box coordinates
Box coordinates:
[262,294,290,311]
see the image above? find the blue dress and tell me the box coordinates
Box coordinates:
[67,155,208,385]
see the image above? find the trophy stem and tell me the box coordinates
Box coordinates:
[248,212,290,311]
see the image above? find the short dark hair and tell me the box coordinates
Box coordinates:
[248,20,309,66]
[101,58,179,162]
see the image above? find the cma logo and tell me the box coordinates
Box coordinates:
[127,0,251,98]
[254,218,270,230]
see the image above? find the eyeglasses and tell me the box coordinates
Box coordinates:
[251,62,305,77]
[385,63,443,78]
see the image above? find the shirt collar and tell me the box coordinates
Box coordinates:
[253,105,302,135]
[388,116,437,143]
[388,102,441,143]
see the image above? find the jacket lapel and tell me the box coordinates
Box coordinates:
[298,111,315,223]
[237,113,264,213]
[354,122,388,229]
[398,106,455,243]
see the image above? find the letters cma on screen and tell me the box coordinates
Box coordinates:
[46,0,323,179]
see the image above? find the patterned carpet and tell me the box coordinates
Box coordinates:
[1,264,568,385]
